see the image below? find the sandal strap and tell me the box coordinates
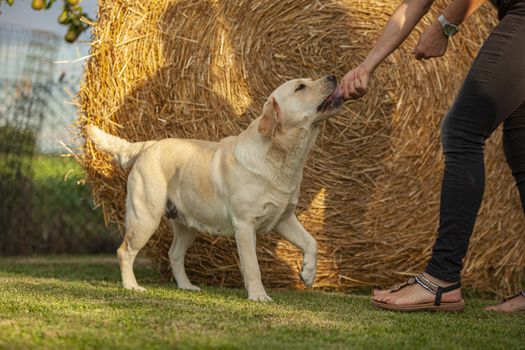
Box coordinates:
[504,290,525,302]
[388,276,417,292]
[414,274,461,306]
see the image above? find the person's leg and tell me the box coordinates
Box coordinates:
[426,12,525,283]
[484,101,525,312]
[373,8,525,307]
[502,101,525,214]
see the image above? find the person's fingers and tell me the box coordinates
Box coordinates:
[354,77,367,95]
[348,86,363,99]
[352,78,361,93]
[341,69,370,100]
[354,81,364,96]
[347,89,359,100]
[353,78,361,91]
[343,85,351,100]
[342,74,356,100]
[340,79,350,100]
[361,72,369,89]
[414,49,425,61]
[353,79,367,97]
[356,86,367,95]
[347,82,358,99]
[413,40,427,60]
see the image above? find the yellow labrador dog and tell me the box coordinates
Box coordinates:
[86,75,342,301]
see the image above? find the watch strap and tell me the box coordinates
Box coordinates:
[438,14,448,28]
[438,14,460,37]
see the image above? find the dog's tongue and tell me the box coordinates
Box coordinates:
[332,86,343,99]
[319,85,344,111]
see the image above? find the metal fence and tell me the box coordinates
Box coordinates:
[0,25,116,255]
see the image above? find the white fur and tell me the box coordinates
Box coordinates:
[87,76,342,300]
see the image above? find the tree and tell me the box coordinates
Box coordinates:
[0,0,93,43]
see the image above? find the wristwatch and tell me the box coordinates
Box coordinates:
[438,14,460,37]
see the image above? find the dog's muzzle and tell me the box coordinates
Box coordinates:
[318,75,343,112]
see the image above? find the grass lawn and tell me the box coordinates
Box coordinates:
[0,256,523,350]
[1,155,114,255]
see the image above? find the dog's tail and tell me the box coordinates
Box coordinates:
[85,125,156,169]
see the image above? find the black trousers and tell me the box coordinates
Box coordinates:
[425,0,525,282]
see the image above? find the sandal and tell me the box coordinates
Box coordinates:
[503,290,525,302]
[485,290,525,312]
[371,274,465,312]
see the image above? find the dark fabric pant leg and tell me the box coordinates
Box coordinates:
[503,101,525,213]
[425,8,525,283]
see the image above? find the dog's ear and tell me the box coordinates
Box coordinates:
[258,97,283,137]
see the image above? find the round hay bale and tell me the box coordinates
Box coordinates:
[77,0,524,295]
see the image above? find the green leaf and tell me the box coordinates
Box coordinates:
[45,0,55,10]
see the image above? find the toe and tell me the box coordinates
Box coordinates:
[373,288,389,297]
[180,284,201,291]
[374,295,389,303]
[124,285,146,292]
[249,294,273,302]
[300,270,315,288]
[381,296,393,304]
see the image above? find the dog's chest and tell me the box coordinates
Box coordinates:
[254,192,297,234]
[167,204,235,236]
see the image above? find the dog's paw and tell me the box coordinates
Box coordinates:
[248,293,273,302]
[124,285,147,292]
[178,283,201,291]
[300,267,316,288]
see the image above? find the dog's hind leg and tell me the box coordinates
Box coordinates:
[168,221,200,291]
[118,168,165,291]
[275,214,318,288]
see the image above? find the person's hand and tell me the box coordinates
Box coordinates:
[413,20,449,60]
[339,64,372,100]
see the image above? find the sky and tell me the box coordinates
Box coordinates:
[0,0,99,153]
[0,0,97,59]
[0,0,97,85]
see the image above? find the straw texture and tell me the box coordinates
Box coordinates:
[77,0,524,295]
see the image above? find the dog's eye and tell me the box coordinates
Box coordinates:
[295,83,306,92]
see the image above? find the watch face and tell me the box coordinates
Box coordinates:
[444,24,458,36]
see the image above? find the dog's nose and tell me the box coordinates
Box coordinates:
[326,75,337,83]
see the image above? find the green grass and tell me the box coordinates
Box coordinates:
[0,256,523,350]
[32,155,84,181]
[1,155,115,254]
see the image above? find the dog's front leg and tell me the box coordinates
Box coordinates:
[234,222,272,301]
[275,214,317,288]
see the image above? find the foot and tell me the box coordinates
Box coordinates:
[372,273,462,306]
[124,284,147,292]
[373,287,392,297]
[484,292,525,312]
[248,291,273,302]
[178,283,201,291]
[300,263,316,288]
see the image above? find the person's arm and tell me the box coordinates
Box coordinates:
[413,0,487,60]
[341,0,435,100]
[443,0,487,23]
[341,0,488,100]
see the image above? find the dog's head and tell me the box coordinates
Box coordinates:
[257,75,343,138]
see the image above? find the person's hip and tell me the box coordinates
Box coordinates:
[498,0,525,19]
